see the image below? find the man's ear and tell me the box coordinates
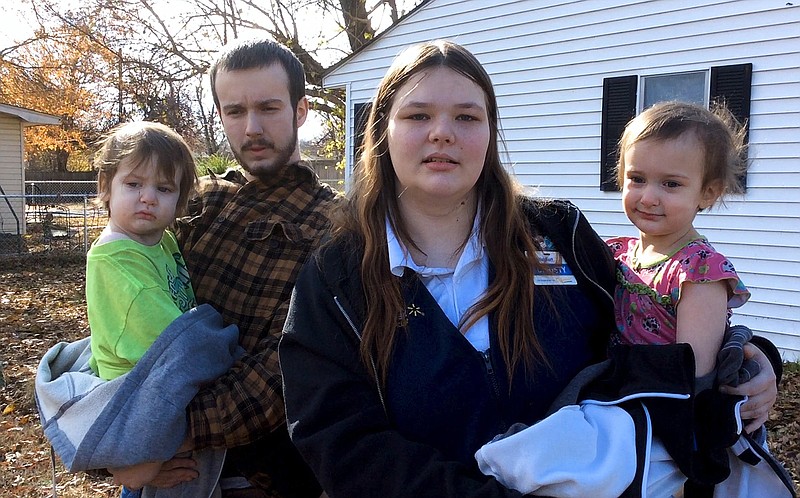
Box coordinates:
[295,96,309,128]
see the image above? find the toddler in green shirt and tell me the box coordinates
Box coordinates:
[87,121,198,381]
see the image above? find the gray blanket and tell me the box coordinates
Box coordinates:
[35,304,242,498]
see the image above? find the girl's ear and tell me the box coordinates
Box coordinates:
[700,180,724,210]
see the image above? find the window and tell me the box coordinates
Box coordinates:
[641,71,707,109]
[599,63,752,191]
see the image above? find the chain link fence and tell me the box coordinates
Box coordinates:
[1,163,344,259]
[0,181,106,258]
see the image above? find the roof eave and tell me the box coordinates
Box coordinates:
[0,103,61,126]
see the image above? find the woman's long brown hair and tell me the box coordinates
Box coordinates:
[332,40,547,385]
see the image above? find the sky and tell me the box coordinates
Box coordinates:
[2,4,38,45]
[0,0,392,141]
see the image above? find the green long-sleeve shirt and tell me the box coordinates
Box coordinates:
[87,230,195,380]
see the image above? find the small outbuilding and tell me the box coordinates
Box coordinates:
[0,103,60,237]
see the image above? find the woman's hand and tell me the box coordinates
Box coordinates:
[719,343,777,433]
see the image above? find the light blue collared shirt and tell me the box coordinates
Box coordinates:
[386,216,490,351]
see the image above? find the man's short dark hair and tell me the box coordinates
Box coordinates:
[209,39,306,111]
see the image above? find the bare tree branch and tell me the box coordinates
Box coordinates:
[5,0,422,160]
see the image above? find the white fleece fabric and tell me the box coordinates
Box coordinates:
[475,403,637,497]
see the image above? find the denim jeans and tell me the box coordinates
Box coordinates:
[120,487,141,498]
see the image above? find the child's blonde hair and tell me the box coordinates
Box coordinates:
[94,121,197,216]
[616,101,748,206]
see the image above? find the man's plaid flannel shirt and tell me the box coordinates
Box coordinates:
[174,162,338,450]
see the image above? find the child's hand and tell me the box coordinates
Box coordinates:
[109,461,164,490]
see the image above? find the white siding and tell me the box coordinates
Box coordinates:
[0,115,25,235]
[326,0,800,360]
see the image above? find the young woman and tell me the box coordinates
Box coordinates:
[278,41,780,498]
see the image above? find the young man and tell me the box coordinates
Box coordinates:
[112,39,338,498]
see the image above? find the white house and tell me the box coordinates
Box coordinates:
[0,103,60,236]
[323,0,800,360]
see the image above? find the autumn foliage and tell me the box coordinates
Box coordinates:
[0,26,118,171]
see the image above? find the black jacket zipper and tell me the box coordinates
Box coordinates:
[333,295,388,416]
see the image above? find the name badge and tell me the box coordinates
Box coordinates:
[534,250,577,285]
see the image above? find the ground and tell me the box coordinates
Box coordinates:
[0,254,798,497]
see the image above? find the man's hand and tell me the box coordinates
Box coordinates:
[109,436,198,490]
[719,343,778,433]
[109,461,164,490]
[142,456,199,488]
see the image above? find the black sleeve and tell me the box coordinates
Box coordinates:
[555,201,617,356]
[279,261,524,498]
[749,335,784,386]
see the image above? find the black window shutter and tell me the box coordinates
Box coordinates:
[710,63,752,190]
[353,102,371,170]
[600,75,638,191]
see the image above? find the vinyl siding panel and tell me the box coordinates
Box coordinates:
[0,115,25,234]
[326,0,800,359]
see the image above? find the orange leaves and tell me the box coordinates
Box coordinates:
[1,26,115,166]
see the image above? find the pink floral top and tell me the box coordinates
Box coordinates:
[607,236,750,346]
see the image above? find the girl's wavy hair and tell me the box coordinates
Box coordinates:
[331,40,548,385]
[94,121,197,216]
[616,100,749,207]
